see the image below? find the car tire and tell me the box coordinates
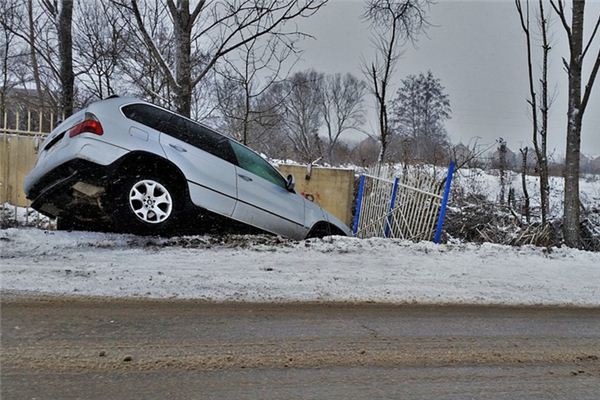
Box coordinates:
[111,172,184,235]
[307,222,345,238]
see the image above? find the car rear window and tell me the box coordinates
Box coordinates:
[122,104,172,132]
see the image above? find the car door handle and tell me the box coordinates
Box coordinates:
[238,174,253,182]
[169,143,187,152]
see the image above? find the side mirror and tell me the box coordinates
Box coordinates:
[286,174,295,192]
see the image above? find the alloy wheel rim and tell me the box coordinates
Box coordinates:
[128,179,173,224]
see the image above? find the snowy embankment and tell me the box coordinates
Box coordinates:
[1,228,599,306]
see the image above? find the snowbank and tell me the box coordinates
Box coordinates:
[1,228,599,306]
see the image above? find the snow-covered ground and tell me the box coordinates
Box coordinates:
[1,228,599,306]
[1,202,54,229]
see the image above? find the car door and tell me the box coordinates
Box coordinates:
[229,140,308,239]
[159,113,238,217]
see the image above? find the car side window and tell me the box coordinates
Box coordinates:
[122,103,236,164]
[229,141,287,189]
[184,120,236,164]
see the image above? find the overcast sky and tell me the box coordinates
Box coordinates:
[293,0,600,158]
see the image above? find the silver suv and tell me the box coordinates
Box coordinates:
[24,97,350,239]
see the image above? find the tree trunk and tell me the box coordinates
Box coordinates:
[520,148,530,223]
[538,0,550,224]
[498,139,507,205]
[173,8,193,118]
[0,28,9,117]
[242,80,251,145]
[377,101,388,163]
[27,0,43,107]
[563,0,584,248]
[58,0,74,117]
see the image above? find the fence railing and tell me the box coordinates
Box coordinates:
[353,163,454,243]
[1,110,55,219]
[1,202,55,229]
[2,109,60,137]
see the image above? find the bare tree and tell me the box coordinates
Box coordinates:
[550,0,600,247]
[27,0,44,106]
[58,0,74,115]
[116,0,327,117]
[321,73,366,164]
[216,33,297,146]
[515,0,552,225]
[0,0,20,116]
[117,0,175,108]
[497,138,508,206]
[362,0,431,163]
[272,69,324,163]
[40,0,75,116]
[74,0,126,102]
[1,0,65,111]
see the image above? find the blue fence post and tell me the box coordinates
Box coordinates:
[433,161,455,244]
[384,177,400,238]
[352,175,366,236]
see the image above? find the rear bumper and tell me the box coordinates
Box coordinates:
[24,136,128,197]
[27,158,116,219]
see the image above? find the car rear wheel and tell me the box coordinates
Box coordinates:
[112,173,183,235]
[128,179,173,224]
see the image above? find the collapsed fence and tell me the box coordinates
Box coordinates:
[353,163,454,243]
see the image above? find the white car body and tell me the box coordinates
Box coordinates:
[24,97,351,239]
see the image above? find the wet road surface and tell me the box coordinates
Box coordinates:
[1,296,599,399]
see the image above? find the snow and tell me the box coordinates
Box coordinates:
[1,203,54,229]
[1,228,599,306]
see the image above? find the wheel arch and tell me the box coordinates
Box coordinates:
[306,220,347,238]
[111,151,190,199]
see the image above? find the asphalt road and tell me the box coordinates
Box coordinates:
[1,297,599,399]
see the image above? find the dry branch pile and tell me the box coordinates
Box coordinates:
[444,200,560,248]
[445,198,600,251]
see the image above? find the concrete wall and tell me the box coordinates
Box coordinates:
[278,164,355,226]
[0,134,40,207]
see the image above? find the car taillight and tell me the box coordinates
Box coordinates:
[68,113,104,137]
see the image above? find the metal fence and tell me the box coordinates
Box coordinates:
[353,163,454,242]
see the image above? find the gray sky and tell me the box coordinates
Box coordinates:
[293,0,600,158]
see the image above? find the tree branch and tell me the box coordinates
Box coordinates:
[130,0,178,89]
